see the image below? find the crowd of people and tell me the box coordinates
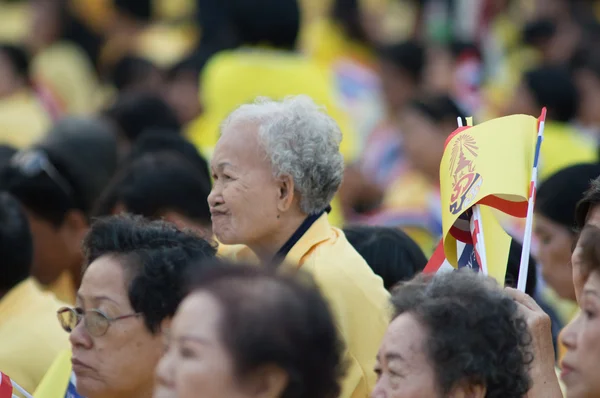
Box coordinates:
[2,0,600,397]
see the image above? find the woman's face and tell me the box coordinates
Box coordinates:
[535,214,576,301]
[560,271,600,398]
[398,108,447,182]
[378,59,416,115]
[372,313,440,398]
[69,255,164,398]
[154,292,251,398]
[208,122,284,247]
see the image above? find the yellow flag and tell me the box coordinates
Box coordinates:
[478,206,512,284]
[439,114,538,266]
[34,350,72,398]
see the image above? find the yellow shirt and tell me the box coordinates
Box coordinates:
[221,214,391,398]
[0,90,50,149]
[0,278,70,394]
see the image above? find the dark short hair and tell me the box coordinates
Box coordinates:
[505,240,537,297]
[576,176,600,230]
[524,66,579,122]
[576,224,600,279]
[0,43,30,81]
[0,149,83,227]
[377,40,426,84]
[82,214,217,333]
[110,55,160,92]
[392,271,532,397]
[113,0,151,21]
[103,93,181,142]
[408,94,467,127]
[128,131,211,182]
[187,262,345,398]
[343,225,427,290]
[0,192,33,290]
[92,152,211,226]
[229,0,300,50]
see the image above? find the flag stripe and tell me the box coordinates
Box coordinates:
[0,373,13,398]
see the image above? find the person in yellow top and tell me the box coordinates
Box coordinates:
[0,43,50,148]
[0,192,69,394]
[507,65,598,181]
[212,96,390,398]
[0,118,119,304]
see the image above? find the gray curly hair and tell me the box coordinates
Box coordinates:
[221,95,345,215]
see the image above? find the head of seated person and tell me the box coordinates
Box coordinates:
[373,270,532,398]
[93,151,212,237]
[62,214,217,398]
[343,225,427,290]
[154,262,345,398]
[561,225,600,397]
[208,95,344,262]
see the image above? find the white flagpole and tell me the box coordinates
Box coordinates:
[517,108,546,292]
[12,380,34,398]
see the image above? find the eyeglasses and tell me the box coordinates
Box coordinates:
[57,307,142,337]
[10,149,73,198]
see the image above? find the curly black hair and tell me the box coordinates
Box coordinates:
[82,214,217,334]
[391,270,532,398]
[187,262,346,398]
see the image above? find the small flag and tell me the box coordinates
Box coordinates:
[0,372,13,398]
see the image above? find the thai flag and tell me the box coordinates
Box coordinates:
[0,372,12,398]
[0,372,33,398]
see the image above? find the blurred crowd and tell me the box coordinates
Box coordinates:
[2,0,600,397]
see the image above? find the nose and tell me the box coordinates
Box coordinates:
[207,184,223,209]
[155,348,176,389]
[69,317,93,349]
[560,312,582,351]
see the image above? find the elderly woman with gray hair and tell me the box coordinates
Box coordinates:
[210,95,390,398]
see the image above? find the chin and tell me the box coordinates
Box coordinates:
[153,386,177,398]
[75,377,109,398]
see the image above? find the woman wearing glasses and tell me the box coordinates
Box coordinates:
[56,215,217,398]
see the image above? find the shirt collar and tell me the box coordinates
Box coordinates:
[280,212,332,268]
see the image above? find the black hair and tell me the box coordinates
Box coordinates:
[167,50,212,81]
[523,66,579,122]
[377,40,426,84]
[0,149,84,227]
[0,43,30,82]
[103,93,181,142]
[109,55,161,92]
[522,19,557,47]
[343,225,427,290]
[229,0,300,50]
[113,0,152,22]
[504,240,538,297]
[392,271,532,397]
[187,262,345,398]
[576,176,600,230]
[92,152,211,226]
[408,94,467,126]
[0,145,16,171]
[128,131,211,181]
[0,192,33,291]
[577,224,600,278]
[82,214,217,334]
[537,163,600,231]
[331,0,369,45]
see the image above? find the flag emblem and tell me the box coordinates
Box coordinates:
[449,134,483,215]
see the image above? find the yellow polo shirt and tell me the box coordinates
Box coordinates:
[0,90,50,148]
[221,214,390,398]
[0,278,70,394]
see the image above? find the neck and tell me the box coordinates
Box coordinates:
[248,212,308,264]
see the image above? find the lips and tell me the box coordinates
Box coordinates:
[560,362,575,381]
[71,357,94,373]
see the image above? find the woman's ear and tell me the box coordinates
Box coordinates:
[276,175,295,213]
[245,364,288,398]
